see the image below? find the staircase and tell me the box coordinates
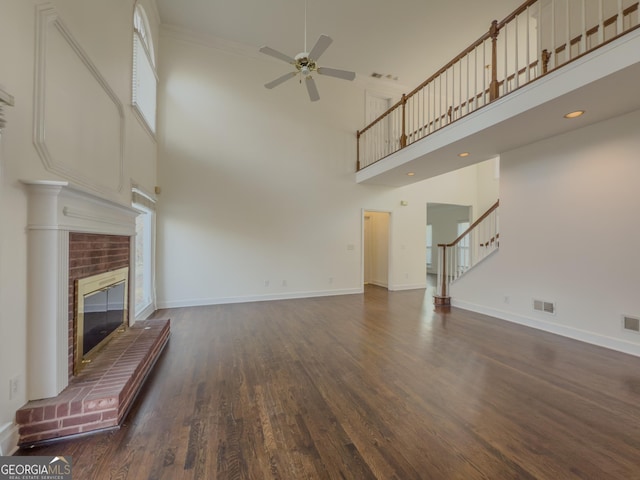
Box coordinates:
[435,200,499,306]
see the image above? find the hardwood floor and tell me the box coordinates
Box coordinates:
[17,286,640,479]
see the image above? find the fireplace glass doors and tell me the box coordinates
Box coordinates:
[75,267,129,374]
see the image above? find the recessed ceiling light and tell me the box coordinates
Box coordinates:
[458,152,470,157]
[407,172,415,176]
[564,110,585,119]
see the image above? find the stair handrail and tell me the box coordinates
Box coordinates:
[435,200,500,307]
[445,200,499,249]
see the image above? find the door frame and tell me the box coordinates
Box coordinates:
[361,209,392,289]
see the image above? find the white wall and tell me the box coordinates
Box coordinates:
[476,157,500,214]
[0,0,158,453]
[452,108,640,356]
[156,31,488,306]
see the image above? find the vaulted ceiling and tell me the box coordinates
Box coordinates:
[155,0,523,88]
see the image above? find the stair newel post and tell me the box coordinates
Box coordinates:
[489,19,500,101]
[435,244,451,307]
[400,94,408,148]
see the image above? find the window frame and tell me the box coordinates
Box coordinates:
[132,187,156,320]
[132,4,157,136]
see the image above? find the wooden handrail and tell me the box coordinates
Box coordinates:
[446,200,499,247]
[406,30,494,100]
[496,0,538,29]
[359,27,495,138]
[357,0,640,171]
[358,99,404,137]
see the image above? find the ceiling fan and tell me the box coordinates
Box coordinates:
[259,0,356,102]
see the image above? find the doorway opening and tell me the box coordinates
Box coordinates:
[363,210,391,288]
[426,203,471,291]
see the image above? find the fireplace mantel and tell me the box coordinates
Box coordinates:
[22,180,138,400]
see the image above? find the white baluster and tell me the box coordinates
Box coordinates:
[598,0,604,45]
[524,5,531,83]
[515,14,520,89]
[483,39,488,105]
[581,0,587,54]
[551,0,556,69]
[537,0,543,77]
[565,0,570,61]
[617,0,624,35]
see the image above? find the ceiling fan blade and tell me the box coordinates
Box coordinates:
[308,34,333,61]
[305,76,320,102]
[317,67,356,81]
[259,46,296,65]
[264,71,297,89]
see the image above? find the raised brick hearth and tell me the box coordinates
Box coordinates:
[17,319,170,446]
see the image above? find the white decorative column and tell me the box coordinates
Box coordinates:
[24,182,68,399]
[22,181,138,400]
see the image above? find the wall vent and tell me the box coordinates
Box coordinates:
[622,315,640,333]
[533,299,555,315]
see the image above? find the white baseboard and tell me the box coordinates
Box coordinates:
[452,299,640,357]
[156,287,363,309]
[389,282,427,292]
[134,302,156,322]
[366,281,388,288]
[0,422,19,456]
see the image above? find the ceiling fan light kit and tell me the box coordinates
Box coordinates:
[259,1,355,102]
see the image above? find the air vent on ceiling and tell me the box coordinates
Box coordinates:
[622,315,640,333]
[533,299,555,315]
[370,72,399,81]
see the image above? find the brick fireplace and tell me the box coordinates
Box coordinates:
[68,233,130,377]
[18,181,169,446]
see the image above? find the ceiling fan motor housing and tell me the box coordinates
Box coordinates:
[295,53,316,76]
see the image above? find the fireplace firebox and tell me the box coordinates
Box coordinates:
[75,267,129,374]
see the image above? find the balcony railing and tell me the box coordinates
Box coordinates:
[357,0,640,171]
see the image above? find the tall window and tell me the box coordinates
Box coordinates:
[132,4,157,134]
[133,188,156,319]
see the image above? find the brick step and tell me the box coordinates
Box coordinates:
[17,319,170,447]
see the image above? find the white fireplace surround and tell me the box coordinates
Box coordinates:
[22,180,138,401]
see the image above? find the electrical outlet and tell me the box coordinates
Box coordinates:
[264,280,270,287]
[329,277,333,284]
[9,375,19,400]
[504,296,510,304]
[282,280,287,287]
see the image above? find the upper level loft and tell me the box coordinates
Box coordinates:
[356,0,640,187]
